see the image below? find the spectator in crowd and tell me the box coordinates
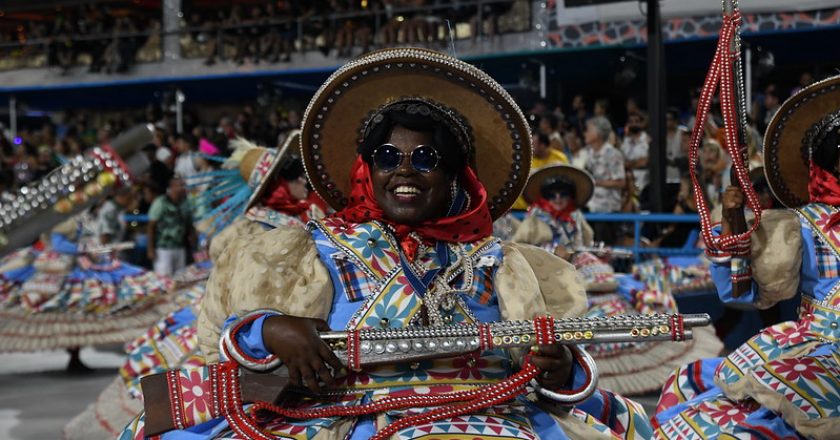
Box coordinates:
[790,71,815,97]
[646,173,706,249]
[665,108,687,209]
[620,111,650,205]
[147,177,193,276]
[260,2,295,62]
[568,94,589,138]
[593,98,618,146]
[538,112,566,155]
[470,0,515,43]
[141,144,174,190]
[566,128,588,170]
[752,83,781,134]
[511,132,569,210]
[625,97,647,123]
[95,186,134,244]
[173,134,200,179]
[583,116,625,243]
[700,138,727,204]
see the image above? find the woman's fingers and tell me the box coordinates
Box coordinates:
[318,342,345,374]
[287,363,302,388]
[314,359,335,388]
[531,345,573,388]
[531,354,566,371]
[300,362,320,393]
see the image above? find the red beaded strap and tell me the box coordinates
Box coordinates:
[478,323,494,350]
[165,370,186,430]
[216,361,273,440]
[533,315,555,346]
[670,315,686,341]
[689,9,763,254]
[346,330,361,372]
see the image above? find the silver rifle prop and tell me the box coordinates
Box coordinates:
[573,242,634,259]
[318,313,710,367]
[142,312,710,436]
[0,124,153,257]
[81,241,136,254]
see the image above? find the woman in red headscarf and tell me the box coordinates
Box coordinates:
[653,75,840,440]
[121,49,653,440]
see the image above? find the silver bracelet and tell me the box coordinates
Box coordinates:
[220,308,284,372]
[531,346,599,405]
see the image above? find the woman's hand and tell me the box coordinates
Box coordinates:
[721,186,745,236]
[722,186,745,210]
[531,345,573,390]
[262,315,344,393]
[553,246,572,261]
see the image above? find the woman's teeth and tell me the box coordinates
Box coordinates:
[393,185,420,195]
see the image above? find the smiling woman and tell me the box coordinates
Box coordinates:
[370,126,450,225]
[120,48,654,440]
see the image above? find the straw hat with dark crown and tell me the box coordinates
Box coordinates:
[523,165,595,208]
[188,131,302,235]
[299,47,532,220]
[764,75,840,208]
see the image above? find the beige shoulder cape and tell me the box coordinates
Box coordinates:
[198,230,587,362]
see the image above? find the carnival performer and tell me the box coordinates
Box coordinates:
[654,76,840,439]
[121,48,652,440]
[65,132,327,439]
[512,165,722,397]
[0,194,172,371]
[512,164,594,256]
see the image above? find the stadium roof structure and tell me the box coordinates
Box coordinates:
[0,10,838,112]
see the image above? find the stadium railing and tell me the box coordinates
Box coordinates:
[125,211,701,264]
[0,0,528,71]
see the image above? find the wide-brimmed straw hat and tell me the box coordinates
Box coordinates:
[300,47,532,219]
[523,165,594,208]
[188,131,302,235]
[764,75,840,208]
[243,130,302,211]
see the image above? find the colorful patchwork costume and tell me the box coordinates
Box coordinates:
[0,212,173,352]
[654,75,840,440]
[65,133,324,440]
[513,165,722,397]
[120,49,654,440]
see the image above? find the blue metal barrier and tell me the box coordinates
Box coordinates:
[506,211,702,263]
[582,213,701,264]
[123,214,150,223]
[126,212,701,263]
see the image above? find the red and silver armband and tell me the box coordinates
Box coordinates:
[219,309,283,372]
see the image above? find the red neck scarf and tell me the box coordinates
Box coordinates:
[260,178,313,221]
[809,161,840,228]
[332,157,494,260]
[533,197,577,225]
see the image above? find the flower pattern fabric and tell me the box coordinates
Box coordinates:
[654,203,840,439]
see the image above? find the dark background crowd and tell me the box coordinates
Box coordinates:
[0,0,525,73]
[0,68,818,261]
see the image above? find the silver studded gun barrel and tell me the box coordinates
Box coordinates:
[321,313,711,367]
[0,124,153,257]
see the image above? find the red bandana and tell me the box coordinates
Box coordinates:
[332,156,494,260]
[532,197,577,225]
[809,160,840,228]
[260,178,314,222]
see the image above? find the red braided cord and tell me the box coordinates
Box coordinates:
[689,10,763,253]
[370,362,540,440]
[239,360,543,437]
